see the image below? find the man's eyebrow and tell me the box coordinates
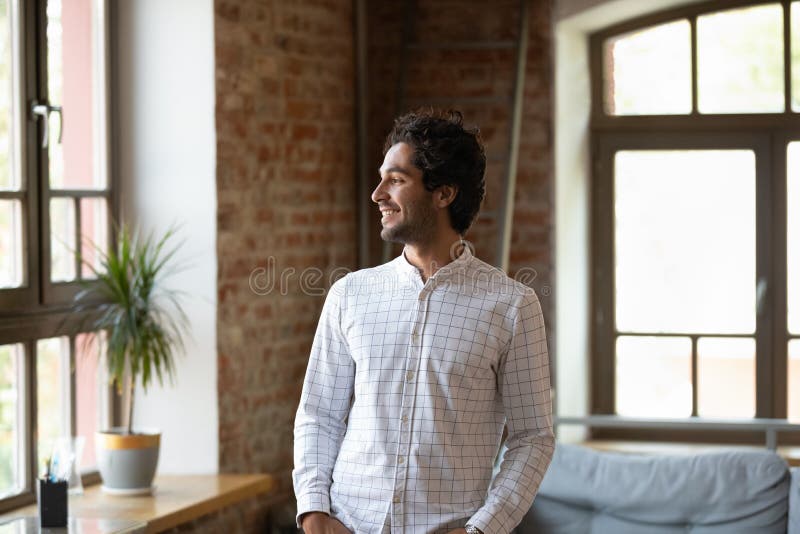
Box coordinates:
[379,165,412,176]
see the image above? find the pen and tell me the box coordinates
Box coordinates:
[49,454,58,483]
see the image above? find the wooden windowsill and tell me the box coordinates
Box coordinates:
[1,474,276,533]
[578,440,800,467]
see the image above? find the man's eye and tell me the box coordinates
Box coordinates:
[391,178,402,184]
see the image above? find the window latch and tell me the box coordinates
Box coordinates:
[29,100,63,148]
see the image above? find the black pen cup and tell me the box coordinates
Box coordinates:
[38,478,68,527]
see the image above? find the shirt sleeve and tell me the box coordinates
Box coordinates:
[293,277,355,526]
[468,290,555,534]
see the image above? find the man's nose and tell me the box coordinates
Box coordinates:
[371,181,387,204]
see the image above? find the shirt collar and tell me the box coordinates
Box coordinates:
[393,244,474,281]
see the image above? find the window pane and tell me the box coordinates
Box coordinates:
[50,197,75,282]
[0,344,22,496]
[36,337,70,475]
[697,337,755,418]
[616,336,692,417]
[79,197,107,279]
[790,340,800,422]
[0,0,20,191]
[789,142,800,334]
[793,2,799,111]
[0,199,23,287]
[697,4,784,113]
[615,150,756,334]
[75,332,105,470]
[47,0,107,190]
[604,19,691,115]
[46,0,63,189]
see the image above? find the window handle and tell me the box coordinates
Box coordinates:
[756,277,767,317]
[30,100,63,148]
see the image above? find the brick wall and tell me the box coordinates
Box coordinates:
[165,496,269,534]
[214,0,357,507]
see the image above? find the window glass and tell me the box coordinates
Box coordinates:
[604,19,691,115]
[79,197,107,279]
[75,332,104,470]
[0,0,19,191]
[792,2,799,111]
[789,142,800,334]
[47,0,106,190]
[0,199,22,288]
[697,3,784,113]
[50,197,75,282]
[790,340,800,421]
[615,150,756,334]
[697,337,755,417]
[616,336,692,417]
[0,343,22,496]
[36,337,70,475]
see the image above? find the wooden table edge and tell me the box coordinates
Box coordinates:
[145,475,276,533]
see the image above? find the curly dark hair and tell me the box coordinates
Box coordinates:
[383,109,486,235]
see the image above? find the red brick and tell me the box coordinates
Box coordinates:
[291,124,319,141]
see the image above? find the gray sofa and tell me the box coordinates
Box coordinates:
[519,444,800,533]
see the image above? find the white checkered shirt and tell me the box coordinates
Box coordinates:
[293,248,554,534]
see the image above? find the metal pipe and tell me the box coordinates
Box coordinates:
[555,415,800,451]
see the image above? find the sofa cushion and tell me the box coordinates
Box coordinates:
[519,444,790,534]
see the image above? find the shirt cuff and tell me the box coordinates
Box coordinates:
[295,492,331,528]
[468,508,507,534]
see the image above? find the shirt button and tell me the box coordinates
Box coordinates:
[398,456,405,464]
[393,495,400,504]
[406,371,414,381]
[401,415,408,424]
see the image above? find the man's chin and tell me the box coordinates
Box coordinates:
[380,227,407,243]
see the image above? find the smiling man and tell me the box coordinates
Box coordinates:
[293,109,554,534]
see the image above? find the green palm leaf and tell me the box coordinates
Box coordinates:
[72,224,190,435]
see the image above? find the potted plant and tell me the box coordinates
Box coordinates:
[74,225,188,494]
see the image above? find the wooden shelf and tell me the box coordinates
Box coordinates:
[1,474,276,533]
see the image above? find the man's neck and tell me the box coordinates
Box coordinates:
[403,231,463,283]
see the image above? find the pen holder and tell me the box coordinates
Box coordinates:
[38,478,68,527]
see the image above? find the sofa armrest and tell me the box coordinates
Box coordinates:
[790,467,800,534]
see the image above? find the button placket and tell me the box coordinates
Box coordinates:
[392,288,429,532]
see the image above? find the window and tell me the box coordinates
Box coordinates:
[0,0,114,509]
[591,1,800,441]
[788,141,800,420]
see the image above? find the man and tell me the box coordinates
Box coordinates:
[293,109,554,534]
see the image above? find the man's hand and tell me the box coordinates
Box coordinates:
[300,512,352,534]
[446,529,467,534]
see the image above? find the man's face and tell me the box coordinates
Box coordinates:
[372,142,438,245]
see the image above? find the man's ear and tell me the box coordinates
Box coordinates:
[435,185,458,208]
